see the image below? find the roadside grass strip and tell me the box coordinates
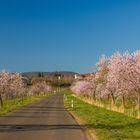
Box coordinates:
[0,93,52,116]
[65,94,140,140]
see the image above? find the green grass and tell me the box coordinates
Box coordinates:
[64,92,140,140]
[0,93,52,116]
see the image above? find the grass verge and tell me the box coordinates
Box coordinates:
[64,93,140,140]
[0,93,52,116]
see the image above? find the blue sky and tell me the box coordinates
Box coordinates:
[0,0,140,73]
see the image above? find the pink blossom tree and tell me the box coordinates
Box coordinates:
[0,71,25,107]
[131,51,140,109]
[29,81,52,96]
[94,55,109,100]
[71,80,93,96]
[0,71,10,106]
[9,73,26,98]
[107,51,140,108]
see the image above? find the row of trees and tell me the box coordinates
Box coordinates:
[29,81,52,96]
[71,51,140,109]
[0,71,52,107]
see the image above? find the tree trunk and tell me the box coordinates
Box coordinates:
[93,90,96,100]
[0,94,3,107]
[107,94,110,102]
[122,95,125,108]
[110,92,115,106]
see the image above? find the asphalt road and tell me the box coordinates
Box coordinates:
[0,94,88,140]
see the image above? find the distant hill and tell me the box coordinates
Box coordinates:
[21,71,79,78]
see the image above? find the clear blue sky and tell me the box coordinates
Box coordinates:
[0,0,140,73]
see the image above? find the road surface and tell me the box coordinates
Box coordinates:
[0,94,88,140]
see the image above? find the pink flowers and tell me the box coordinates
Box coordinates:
[107,51,140,107]
[71,81,93,96]
[29,81,52,96]
[0,71,25,106]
